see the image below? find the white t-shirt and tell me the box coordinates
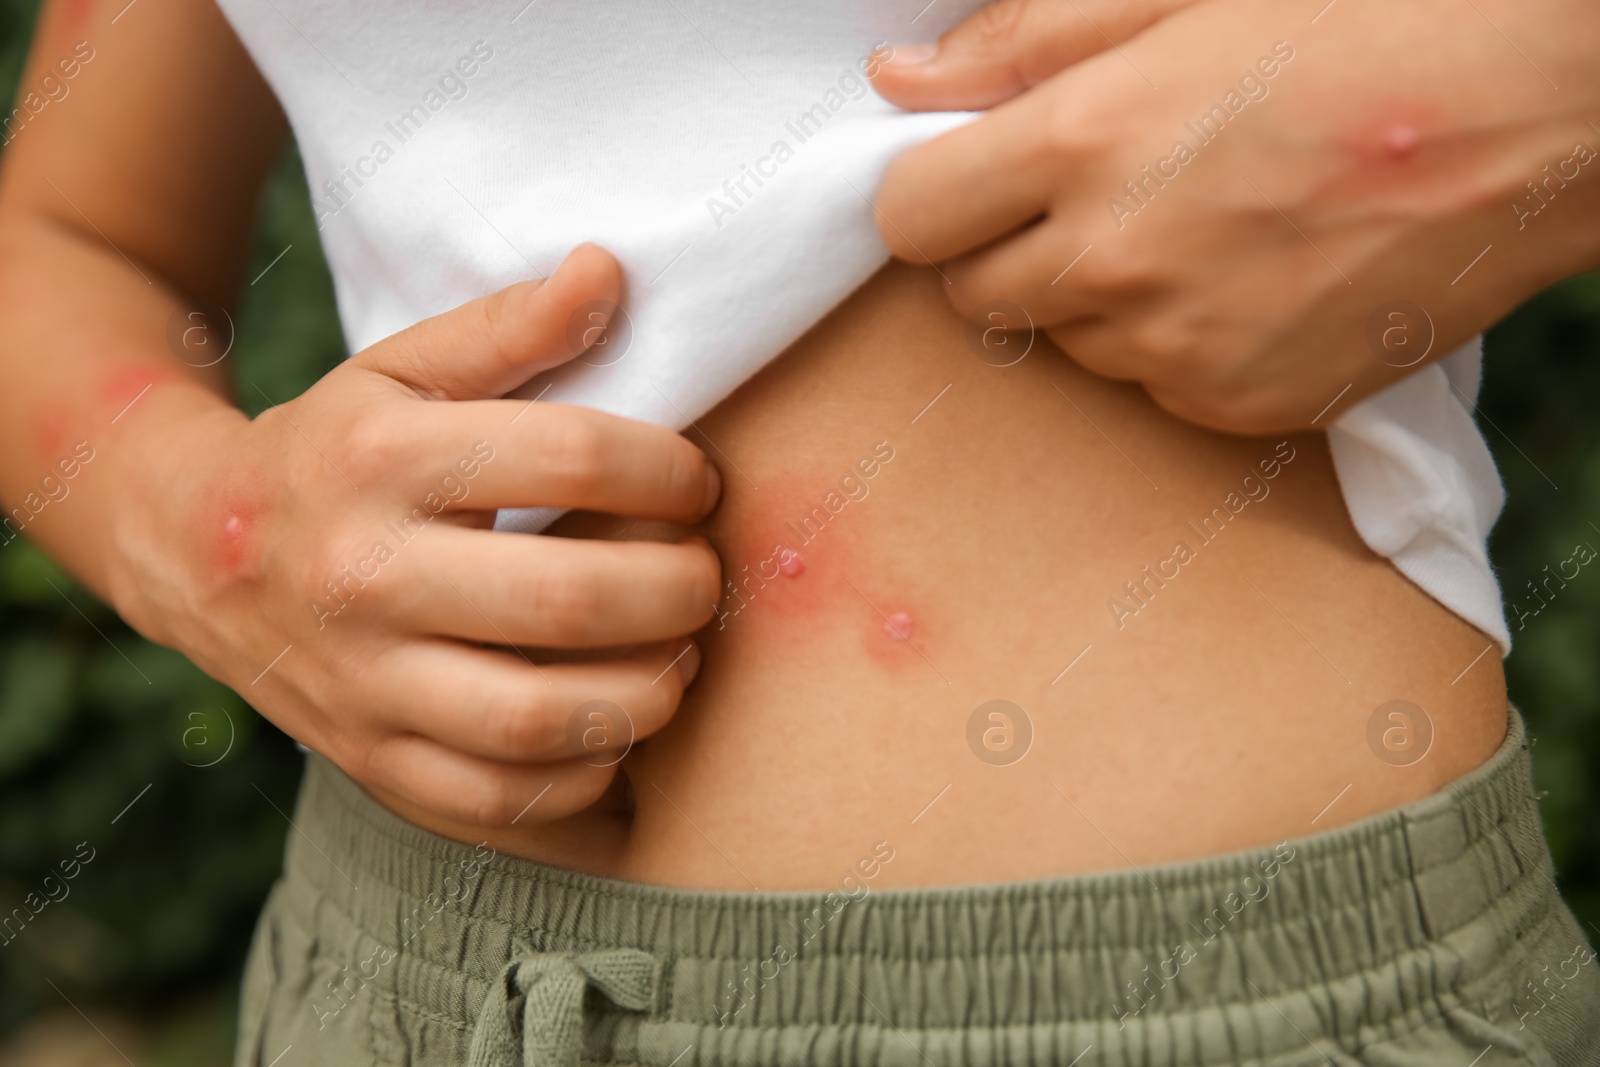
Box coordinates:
[216,0,1510,650]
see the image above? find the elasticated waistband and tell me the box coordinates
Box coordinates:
[265,709,1584,1064]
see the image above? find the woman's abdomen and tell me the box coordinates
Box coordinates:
[470,261,1510,889]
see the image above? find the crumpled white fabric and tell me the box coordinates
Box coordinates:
[489,111,974,536]
[1329,339,1509,651]
[214,0,1510,651]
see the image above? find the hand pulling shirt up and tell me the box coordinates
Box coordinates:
[216,0,1511,651]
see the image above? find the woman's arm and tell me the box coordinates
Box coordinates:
[0,0,721,828]
[0,0,285,595]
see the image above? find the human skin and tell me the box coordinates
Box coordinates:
[503,260,1509,889]
[0,0,721,832]
[0,0,1510,890]
[873,0,1600,432]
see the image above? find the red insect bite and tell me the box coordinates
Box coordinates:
[97,364,176,420]
[206,489,268,581]
[714,471,865,635]
[857,595,934,673]
[1329,99,1442,169]
[713,469,934,672]
[61,0,93,30]
[1383,123,1418,159]
[32,408,69,460]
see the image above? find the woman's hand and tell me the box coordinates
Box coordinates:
[0,3,716,833]
[874,0,1199,110]
[874,0,1600,432]
[104,245,722,827]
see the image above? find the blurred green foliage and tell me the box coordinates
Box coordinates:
[0,0,343,1046]
[1482,273,1600,926]
[1,0,1597,1054]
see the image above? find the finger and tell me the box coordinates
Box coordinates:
[379,402,720,522]
[876,83,1092,264]
[874,0,1194,111]
[943,216,1094,322]
[945,214,1163,326]
[361,734,619,826]
[368,638,699,762]
[1141,344,1388,436]
[1044,318,1174,388]
[351,242,623,401]
[375,525,720,647]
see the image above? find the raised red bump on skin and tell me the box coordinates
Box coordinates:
[204,482,270,582]
[858,593,933,673]
[719,471,933,672]
[1314,100,1457,207]
[1323,99,1451,184]
[1327,96,1443,160]
[1383,124,1418,159]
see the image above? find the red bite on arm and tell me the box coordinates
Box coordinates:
[203,479,271,582]
[31,407,70,460]
[1316,97,1458,195]
[1301,97,1471,217]
[56,0,93,32]
[1382,124,1419,159]
[1324,94,1443,162]
[95,363,185,421]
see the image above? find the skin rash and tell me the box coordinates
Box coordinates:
[60,0,94,33]
[94,363,180,419]
[714,470,868,632]
[31,407,70,460]
[709,442,933,669]
[1384,123,1419,159]
[203,477,270,582]
[1318,97,1457,203]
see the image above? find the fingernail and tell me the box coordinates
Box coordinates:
[678,643,702,686]
[885,42,938,66]
[701,463,722,515]
[554,244,584,274]
[552,242,603,282]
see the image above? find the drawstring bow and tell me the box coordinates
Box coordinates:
[467,947,658,1067]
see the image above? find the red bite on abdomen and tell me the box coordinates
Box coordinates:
[715,479,852,633]
[712,470,931,670]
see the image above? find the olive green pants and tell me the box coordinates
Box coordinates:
[235,711,1599,1066]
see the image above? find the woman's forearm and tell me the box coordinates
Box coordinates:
[0,0,724,837]
[0,211,240,615]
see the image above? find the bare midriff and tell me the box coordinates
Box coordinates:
[396,262,1508,890]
